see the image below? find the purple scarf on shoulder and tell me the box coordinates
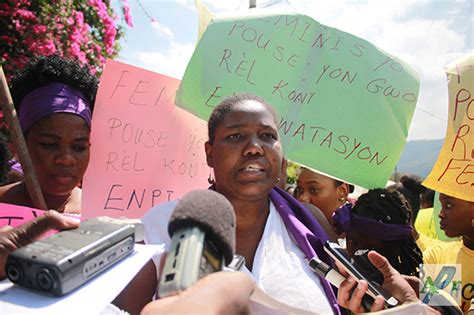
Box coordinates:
[270,186,340,315]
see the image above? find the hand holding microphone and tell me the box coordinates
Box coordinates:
[354,251,418,310]
[143,271,254,315]
[309,257,377,312]
[311,249,419,313]
[158,189,236,298]
[113,189,238,314]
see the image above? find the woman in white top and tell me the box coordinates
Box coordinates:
[114,94,340,314]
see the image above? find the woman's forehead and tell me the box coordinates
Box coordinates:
[29,113,90,136]
[223,101,275,122]
[40,113,87,126]
[300,169,335,183]
[233,99,268,111]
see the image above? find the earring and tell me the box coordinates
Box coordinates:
[339,197,346,202]
[208,169,215,185]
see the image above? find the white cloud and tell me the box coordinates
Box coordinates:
[151,21,174,39]
[175,0,248,12]
[174,0,236,11]
[200,0,240,11]
[136,42,195,79]
[175,0,195,10]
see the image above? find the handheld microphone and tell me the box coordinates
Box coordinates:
[309,257,376,311]
[158,189,236,298]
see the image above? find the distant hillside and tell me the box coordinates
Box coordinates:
[395,139,444,178]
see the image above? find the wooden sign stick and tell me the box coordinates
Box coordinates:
[0,66,47,210]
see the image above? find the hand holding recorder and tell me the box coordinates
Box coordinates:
[335,249,419,313]
[0,210,79,280]
[323,241,399,309]
[5,217,135,296]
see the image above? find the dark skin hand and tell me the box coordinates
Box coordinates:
[0,210,80,279]
[337,250,420,313]
[140,271,254,315]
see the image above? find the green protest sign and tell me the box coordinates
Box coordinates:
[176,10,420,188]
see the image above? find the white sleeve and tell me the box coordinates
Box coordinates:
[141,200,177,273]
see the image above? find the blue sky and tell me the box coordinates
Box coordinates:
[112,0,473,141]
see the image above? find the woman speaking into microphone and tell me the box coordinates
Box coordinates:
[116,94,339,314]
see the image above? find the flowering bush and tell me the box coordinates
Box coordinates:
[0,0,134,79]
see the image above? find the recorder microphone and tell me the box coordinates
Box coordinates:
[309,257,376,311]
[158,189,236,298]
[5,218,135,296]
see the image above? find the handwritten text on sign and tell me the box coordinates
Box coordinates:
[0,203,80,239]
[82,60,210,219]
[0,203,45,227]
[424,53,474,202]
[176,11,420,188]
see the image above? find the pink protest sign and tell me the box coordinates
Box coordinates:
[82,60,210,219]
[0,203,46,227]
[0,203,80,239]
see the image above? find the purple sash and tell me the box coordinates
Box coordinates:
[270,186,340,314]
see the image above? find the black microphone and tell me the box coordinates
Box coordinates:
[158,189,236,298]
[309,257,376,311]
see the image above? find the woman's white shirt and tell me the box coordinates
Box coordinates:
[142,200,334,314]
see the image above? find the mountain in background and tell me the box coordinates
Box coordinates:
[394,139,444,179]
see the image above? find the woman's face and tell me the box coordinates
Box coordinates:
[205,100,283,202]
[438,193,474,238]
[294,169,347,222]
[25,113,91,196]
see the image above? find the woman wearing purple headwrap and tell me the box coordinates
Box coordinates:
[0,55,97,214]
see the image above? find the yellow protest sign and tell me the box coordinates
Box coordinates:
[423,53,473,202]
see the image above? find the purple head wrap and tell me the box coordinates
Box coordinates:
[18,82,92,132]
[8,159,23,175]
[333,203,412,240]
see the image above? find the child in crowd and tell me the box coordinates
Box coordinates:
[333,189,423,278]
[388,174,439,251]
[423,193,474,313]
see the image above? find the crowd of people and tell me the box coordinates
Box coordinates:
[0,54,472,315]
